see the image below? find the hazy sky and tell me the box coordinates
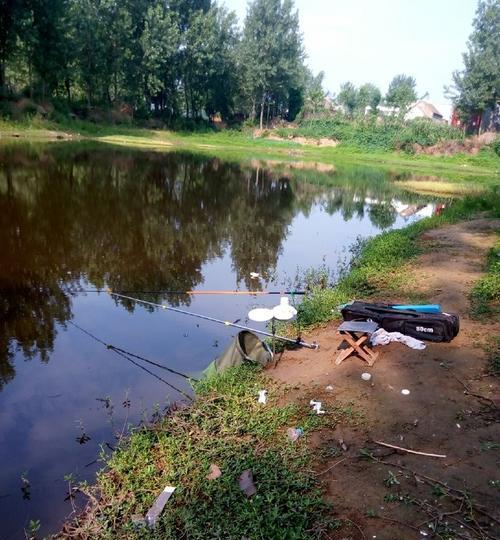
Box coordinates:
[223,0,478,119]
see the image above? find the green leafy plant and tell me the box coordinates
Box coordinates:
[384,470,401,487]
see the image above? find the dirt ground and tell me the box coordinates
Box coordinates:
[267,218,500,540]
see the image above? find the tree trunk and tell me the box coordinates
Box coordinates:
[28,59,33,99]
[64,77,71,105]
[184,83,189,119]
[114,70,118,103]
[259,93,265,130]
[0,59,5,97]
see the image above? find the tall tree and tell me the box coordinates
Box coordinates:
[140,2,180,115]
[28,0,70,100]
[300,69,326,118]
[0,0,24,95]
[337,81,358,116]
[72,0,107,105]
[240,0,304,129]
[449,0,499,118]
[357,82,381,114]
[385,74,417,112]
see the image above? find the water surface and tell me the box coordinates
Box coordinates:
[0,143,446,538]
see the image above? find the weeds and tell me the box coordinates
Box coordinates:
[470,243,500,319]
[276,117,464,152]
[483,336,500,375]
[59,365,334,539]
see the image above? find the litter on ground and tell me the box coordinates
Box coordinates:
[145,485,176,528]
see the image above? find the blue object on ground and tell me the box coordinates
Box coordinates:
[392,304,442,313]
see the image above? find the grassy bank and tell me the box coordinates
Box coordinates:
[58,366,353,539]
[1,117,499,178]
[470,239,500,375]
[470,241,500,319]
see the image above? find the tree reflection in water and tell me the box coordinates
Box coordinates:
[0,143,437,386]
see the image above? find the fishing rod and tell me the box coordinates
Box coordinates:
[108,290,319,350]
[69,289,307,296]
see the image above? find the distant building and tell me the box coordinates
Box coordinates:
[365,105,399,117]
[404,100,445,123]
[451,103,499,134]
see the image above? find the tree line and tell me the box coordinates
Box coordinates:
[0,0,497,128]
[0,0,305,127]
[449,0,499,123]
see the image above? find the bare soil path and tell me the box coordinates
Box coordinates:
[267,218,500,540]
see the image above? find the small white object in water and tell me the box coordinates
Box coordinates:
[456,423,461,429]
[361,372,372,381]
[310,400,325,414]
[401,389,410,395]
[325,385,334,391]
[250,272,260,279]
[258,390,268,404]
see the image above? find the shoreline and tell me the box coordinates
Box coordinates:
[1,120,498,181]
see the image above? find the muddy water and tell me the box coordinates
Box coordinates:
[0,143,444,538]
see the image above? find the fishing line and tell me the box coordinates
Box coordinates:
[67,321,194,400]
[108,290,319,350]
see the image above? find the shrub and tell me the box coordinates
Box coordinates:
[492,137,500,157]
[291,116,464,152]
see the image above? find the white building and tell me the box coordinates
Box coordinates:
[404,100,445,123]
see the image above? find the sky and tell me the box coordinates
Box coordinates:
[223,0,479,120]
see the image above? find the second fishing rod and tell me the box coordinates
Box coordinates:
[108,290,319,350]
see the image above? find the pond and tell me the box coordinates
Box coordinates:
[0,142,448,539]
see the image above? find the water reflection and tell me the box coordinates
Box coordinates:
[0,143,439,387]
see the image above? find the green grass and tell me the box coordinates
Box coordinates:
[470,242,500,319]
[61,365,349,539]
[1,116,499,179]
[483,336,500,375]
[293,195,500,330]
[277,117,465,152]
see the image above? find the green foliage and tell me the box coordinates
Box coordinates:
[69,365,334,538]
[358,83,382,113]
[470,243,500,318]
[239,0,305,129]
[492,137,500,156]
[385,74,417,112]
[282,116,464,152]
[0,0,306,126]
[298,69,326,119]
[450,0,500,115]
[337,82,358,117]
[383,470,401,487]
[484,336,500,375]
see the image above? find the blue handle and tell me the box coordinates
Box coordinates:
[392,304,441,313]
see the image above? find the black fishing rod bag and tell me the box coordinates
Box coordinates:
[341,302,459,343]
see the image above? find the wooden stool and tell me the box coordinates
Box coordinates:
[335,321,379,366]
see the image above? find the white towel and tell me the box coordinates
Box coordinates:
[370,328,426,350]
